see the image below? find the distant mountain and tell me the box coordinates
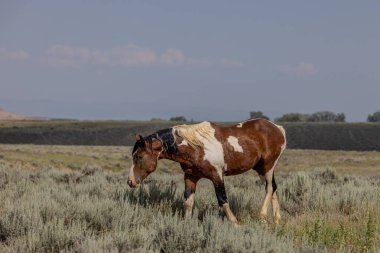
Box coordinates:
[0,107,46,120]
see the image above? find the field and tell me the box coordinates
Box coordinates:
[0,144,379,252]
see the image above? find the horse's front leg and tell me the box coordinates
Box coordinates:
[184,173,200,217]
[212,176,239,226]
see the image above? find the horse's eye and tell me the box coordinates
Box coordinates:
[137,156,143,160]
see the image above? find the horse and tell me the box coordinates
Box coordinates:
[127,118,286,225]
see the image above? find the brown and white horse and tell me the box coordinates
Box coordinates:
[128,118,286,225]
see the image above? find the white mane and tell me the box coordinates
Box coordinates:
[172,121,214,148]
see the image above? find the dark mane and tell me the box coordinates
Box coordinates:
[132,128,177,154]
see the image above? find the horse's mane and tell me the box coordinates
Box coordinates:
[132,128,177,155]
[132,122,214,155]
[172,121,214,148]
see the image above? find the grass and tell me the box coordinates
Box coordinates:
[1,144,380,175]
[0,145,379,252]
[0,145,129,171]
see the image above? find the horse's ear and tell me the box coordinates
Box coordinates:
[135,134,144,141]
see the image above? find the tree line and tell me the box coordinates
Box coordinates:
[249,110,380,122]
[165,110,380,123]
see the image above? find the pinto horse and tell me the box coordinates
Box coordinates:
[127,119,286,225]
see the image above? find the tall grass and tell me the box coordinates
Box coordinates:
[0,165,379,252]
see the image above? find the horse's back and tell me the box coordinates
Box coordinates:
[216,119,285,150]
[213,119,286,175]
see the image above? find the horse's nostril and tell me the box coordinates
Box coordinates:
[127,180,132,187]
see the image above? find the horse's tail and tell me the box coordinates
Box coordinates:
[275,124,287,150]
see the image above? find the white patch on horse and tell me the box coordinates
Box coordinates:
[223,163,227,173]
[227,136,243,153]
[129,164,135,181]
[157,150,162,160]
[196,124,225,180]
[179,139,188,146]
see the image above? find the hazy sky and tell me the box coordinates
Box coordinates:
[1,1,379,121]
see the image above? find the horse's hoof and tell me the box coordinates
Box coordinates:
[260,217,269,227]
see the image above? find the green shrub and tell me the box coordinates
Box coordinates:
[367,110,380,122]
[169,116,187,122]
[249,111,269,120]
[275,113,308,122]
[276,111,345,122]
[308,111,345,122]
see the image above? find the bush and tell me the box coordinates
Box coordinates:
[275,113,308,122]
[249,111,269,120]
[0,163,379,252]
[308,111,345,122]
[169,116,187,122]
[276,111,345,122]
[367,111,380,122]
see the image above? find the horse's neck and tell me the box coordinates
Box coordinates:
[159,150,177,161]
[159,148,193,166]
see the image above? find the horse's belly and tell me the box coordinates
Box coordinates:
[223,154,260,176]
[224,166,252,176]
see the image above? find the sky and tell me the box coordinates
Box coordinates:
[0,0,379,122]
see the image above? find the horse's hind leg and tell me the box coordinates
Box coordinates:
[271,175,281,224]
[259,165,274,224]
[255,160,281,224]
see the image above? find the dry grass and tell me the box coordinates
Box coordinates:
[0,144,379,252]
[1,144,380,175]
[0,145,129,172]
[279,149,380,175]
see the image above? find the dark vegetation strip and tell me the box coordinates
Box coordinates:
[1,121,380,151]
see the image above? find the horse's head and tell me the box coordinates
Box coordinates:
[127,134,162,188]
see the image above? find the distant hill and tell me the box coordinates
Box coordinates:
[0,107,46,120]
[1,120,380,150]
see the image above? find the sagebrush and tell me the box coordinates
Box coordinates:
[0,164,379,252]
